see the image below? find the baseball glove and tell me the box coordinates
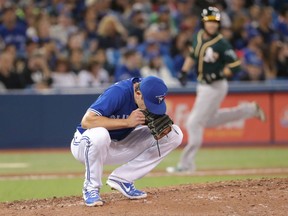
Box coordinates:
[141,110,174,140]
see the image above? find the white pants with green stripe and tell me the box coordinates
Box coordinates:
[178,79,258,171]
[71,125,183,191]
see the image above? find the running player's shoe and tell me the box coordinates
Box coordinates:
[166,166,195,174]
[106,178,147,199]
[83,189,103,207]
[253,102,266,122]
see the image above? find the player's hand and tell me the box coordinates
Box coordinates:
[127,109,146,128]
[178,70,188,86]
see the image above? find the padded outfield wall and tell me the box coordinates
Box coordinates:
[0,81,287,149]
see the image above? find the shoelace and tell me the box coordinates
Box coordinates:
[125,183,136,192]
[126,183,140,194]
[89,190,98,198]
[131,185,143,195]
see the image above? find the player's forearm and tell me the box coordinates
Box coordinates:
[81,113,130,130]
[182,56,194,73]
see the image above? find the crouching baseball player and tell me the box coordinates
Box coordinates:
[70,76,183,207]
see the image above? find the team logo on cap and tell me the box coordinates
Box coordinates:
[156,94,166,104]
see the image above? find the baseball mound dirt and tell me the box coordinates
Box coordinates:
[1,178,287,216]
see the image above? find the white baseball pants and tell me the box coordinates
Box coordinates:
[178,79,258,171]
[71,125,183,191]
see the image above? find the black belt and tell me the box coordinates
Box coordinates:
[198,73,225,84]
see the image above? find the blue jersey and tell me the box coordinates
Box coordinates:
[77,78,140,141]
[0,23,27,57]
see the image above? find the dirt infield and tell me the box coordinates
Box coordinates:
[1,178,287,216]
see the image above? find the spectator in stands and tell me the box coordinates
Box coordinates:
[140,52,178,86]
[216,0,231,29]
[51,56,77,88]
[172,37,197,81]
[216,1,233,41]
[25,38,39,59]
[69,48,85,75]
[35,14,52,45]
[49,12,78,50]
[80,6,99,56]
[91,49,115,82]
[178,14,199,39]
[248,4,261,27]
[139,37,176,77]
[0,3,27,58]
[80,5,99,41]
[0,52,25,89]
[21,49,52,89]
[0,0,287,89]
[147,5,176,47]
[275,4,288,42]
[126,3,148,44]
[97,15,127,49]
[89,0,114,20]
[78,60,110,87]
[256,6,279,79]
[4,43,25,76]
[230,12,250,50]
[3,43,17,62]
[22,1,40,40]
[234,27,265,81]
[172,0,194,30]
[170,30,189,58]
[226,0,249,21]
[40,38,58,72]
[65,31,87,56]
[275,41,288,79]
[110,0,131,15]
[114,49,141,82]
[239,52,265,81]
[256,6,279,45]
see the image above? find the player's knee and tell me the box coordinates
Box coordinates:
[171,125,183,148]
[186,119,196,129]
[83,127,111,148]
[186,115,204,129]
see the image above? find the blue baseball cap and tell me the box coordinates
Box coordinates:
[140,76,167,115]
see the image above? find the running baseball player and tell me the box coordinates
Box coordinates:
[166,7,266,173]
[71,76,183,206]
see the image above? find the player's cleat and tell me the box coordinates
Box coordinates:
[106,178,147,199]
[253,102,266,122]
[83,189,104,207]
[166,166,195,174]
[166,166,182,173]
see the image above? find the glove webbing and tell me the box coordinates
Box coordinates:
[142,110,173,157]
[149,115,172,157]
[147,116,173,137]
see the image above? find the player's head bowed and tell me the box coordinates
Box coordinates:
[139,76,168,115]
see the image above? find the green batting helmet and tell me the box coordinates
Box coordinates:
[201,6,221,22]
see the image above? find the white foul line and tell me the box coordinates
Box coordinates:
[0,168,288,180]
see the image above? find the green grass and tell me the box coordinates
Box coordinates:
[0,147,287,202]
[0,152,83,174]
[160,147,288,170]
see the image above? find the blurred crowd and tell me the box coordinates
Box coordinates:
[0,0,287,91]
